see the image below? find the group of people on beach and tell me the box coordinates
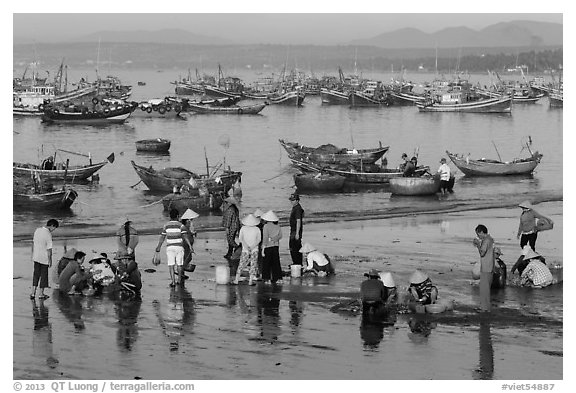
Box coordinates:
[399,153,453,195]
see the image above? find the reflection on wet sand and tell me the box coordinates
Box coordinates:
[473,320,494,380]
[31,299,59,369]
[152,287,195,352]
[116,300,142,352]
[407,316,437,345]
[256,285,281,343]
[54,291,86,331]
[360,310,397,350]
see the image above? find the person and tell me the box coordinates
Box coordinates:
[111,253,143,299]
[300,243,335,276]
[408,269,438,305]
[232,214,262,286]
[30,219,59,300]
[56,247,78,278]
[254,209,265,278]
[88,253,116,290]
[116,216,139,260]
[222,196,241,259]
[180,208,199,272]
[398,153,409,171]
[403,156,418,177]
[155,209,194,287]
[41,156,54,170]
[59,251,92,295]
[511,245,547,276]
[520,253,554,288]
[516,200,548,251]
[289,192,304,266]
[437,157,451,195]
[360,269,388,313]
[379,272,398,305]
[229,177,243,201]
[261,210,283,284]
[473,224,495,312]
[491,247,507,289]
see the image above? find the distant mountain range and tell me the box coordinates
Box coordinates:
[349,21,562,48]
[14,20,562,48]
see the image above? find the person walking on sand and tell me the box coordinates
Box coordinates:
[222,196,241,259]
[154,209,194,287]
[180,208,199,272]
[473,224,495,313]
[289,193,304,265]
[437,157,451,195]
[116,216,139,260]
[30,219,59,300]
[516,200,549,251]
[261,210,283,284]
[232,214,262,286]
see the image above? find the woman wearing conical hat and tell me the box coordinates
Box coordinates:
[300,243,334,277]
[181,209,199,272]
[232,214,261,286]
[408,269,438,305]
[516,200,550,252]
[378,272,398,305]
[261,210,283,284]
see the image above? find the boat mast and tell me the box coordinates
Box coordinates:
[96,37,101,81]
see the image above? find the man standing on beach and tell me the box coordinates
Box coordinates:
[473,224,495,312]
[30,219,59,300]
[289,193,304,265]
[155,209,193,287]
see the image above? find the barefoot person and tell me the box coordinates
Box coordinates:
[261,210,283,284]
[232,214,261,286]
[289,193,304,266]
[516,200,549,251]
[30,219,59,300]
[155,209,193,287]
[408,270,438,305]
[59,251,92,295]
[473,224,495,313]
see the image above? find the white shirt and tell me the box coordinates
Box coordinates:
[238,226,261,252]
[306,251,329,270]
[437,163,451,181]
[32,227,53,265]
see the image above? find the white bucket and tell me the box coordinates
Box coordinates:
[290,264,302,278]
[215,265,230,285]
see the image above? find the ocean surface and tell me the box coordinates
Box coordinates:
[12,69,563,239]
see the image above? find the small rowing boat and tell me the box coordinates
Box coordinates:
[135,138,171,153]
[389,175,441,195]
[446,150,542,176]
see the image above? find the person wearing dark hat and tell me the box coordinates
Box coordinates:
[408,270,438,305]
[437,157,451,195]
[289,192,304,266]
[116,216,139,260]
[222,196,241,259]
[516,200,549,251]
[360,269,389,313]
[403,156,418,177]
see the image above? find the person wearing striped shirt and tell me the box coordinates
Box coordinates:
[155,209,193,287]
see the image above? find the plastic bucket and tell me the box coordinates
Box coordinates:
[290,264,302,278]
[215,265,230,285]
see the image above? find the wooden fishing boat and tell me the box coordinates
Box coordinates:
[293,172,345,192]
[349,91,392,107]
[130,98,188,118]
[13,187,78,210]
[161,191,224,212]
[549,92,563,107]
[187,103,266,115]
[480,89,545,103]
[446,150,543,176]
[319,88,350,105]
[13,153,115,182]
[130,160,242,193]
[267,90,305,106]
[279,139,389,166]
[389,91,426,106]
[135,139,171,153]
[41,102,137,124]
[416,95,512,113]
[389,175,441,196]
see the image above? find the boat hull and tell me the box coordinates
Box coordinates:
[320,89,350,105]
[446,151,542,176]
[389,176,441,195]
[187,103,266,114]
[135,139,171,152]
[13,188,78,210]
[280,139,389,166]
[293,173,345,192]
[41,104,135,124]
[268,91,305,106]
[417,96,512,113]
[161,192,223,212]
[389,91,426,106]
[549,94,563,107]
[13,160,109,182]
[203,85,243,99]
[350,92,392,107]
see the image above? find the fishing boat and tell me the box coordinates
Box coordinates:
[161,191,224,212]
[446,150,543,176]
[13,153,115,182]
[549,91,563,107]
[202,64,244,99]
[267,90,305,106]
[389,175,441,196]
[389,91,426,106]
[349,81,393,107]
[130,160,242,193]
[41,102,137,124]
[416,94,512,113]
[130,98,188,119]
[135,139,171,153]
[279,139,389,166]
[13,187,78,210]
[137,81,146,86]
[293,172,345,192]
[187,102,266,115]
[319,88,350,105]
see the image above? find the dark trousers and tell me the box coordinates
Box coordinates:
[520,233,538,251]
[289,238,302,265]
[262,246,283,282]
[32,262,49,288]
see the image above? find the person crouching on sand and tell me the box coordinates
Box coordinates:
[360,269,388,313]
[300,243,335,277]
[378,272,398,306]
[59,251,92,295]
[408,270,438,305]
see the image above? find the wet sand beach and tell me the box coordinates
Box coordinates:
[13,202,562,380]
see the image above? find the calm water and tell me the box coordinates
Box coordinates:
[13,69,563,238]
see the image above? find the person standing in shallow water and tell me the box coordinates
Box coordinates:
[473,224,495,313]
[222,196,241,259]
[289,193,304,265]
[30,219,59,300]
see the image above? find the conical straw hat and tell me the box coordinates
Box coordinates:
[261,210,279,222]
[409,270,429,284]
[241,214,260,227]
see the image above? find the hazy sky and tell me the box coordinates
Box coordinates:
[12,8,563,46]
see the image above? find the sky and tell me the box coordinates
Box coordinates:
[12,7,564,46]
